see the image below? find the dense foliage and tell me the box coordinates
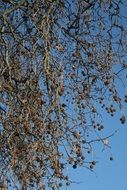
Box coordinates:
[0,0,127,189]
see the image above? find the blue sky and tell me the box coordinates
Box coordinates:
[66,110,127,190]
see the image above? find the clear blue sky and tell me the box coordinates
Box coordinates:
[66,111,127,190]
[66,69,127,190]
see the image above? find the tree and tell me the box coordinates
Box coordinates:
[0,0,127,189]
